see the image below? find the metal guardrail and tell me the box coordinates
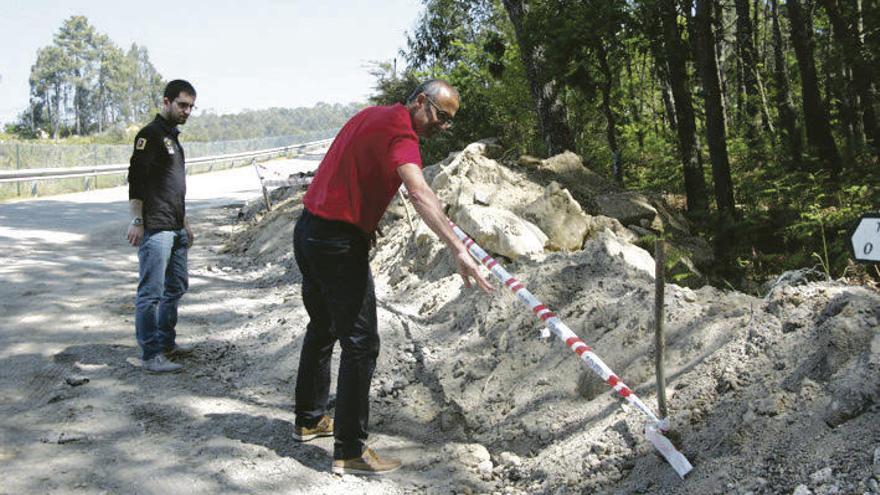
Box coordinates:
[0,137,335,184]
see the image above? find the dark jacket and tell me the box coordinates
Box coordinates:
[128,114,187,230]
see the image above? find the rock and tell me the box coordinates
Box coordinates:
[810,467,833,485]
[499,451,522,467]
[430,144,545,220]
[649,197,692,235]
[468,139,504,159]
[474,188,491,206]
[64,376,89,387]
[594,191,657,227]
[478,459,494,478]
[540,151,589,175]
[585,215,636,243]
[582,230,655,278]
[824,391,872,428]
[528,151,618,207]
[523,182,590,251]
[453,205,547,260]
[755,394,785,416]
[457,179,476,207]
[792,485,812,495]
[443,443,492,471]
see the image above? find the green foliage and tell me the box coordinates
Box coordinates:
[726,165,879,288]
[368,61,421,106]
[182,103,361,142]
[18,16,164,139]
[378,0,538,164]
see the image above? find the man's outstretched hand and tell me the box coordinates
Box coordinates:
[454,250,494,293]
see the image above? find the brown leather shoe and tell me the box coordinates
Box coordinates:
[331,447,401,475]
[293,415,333,442]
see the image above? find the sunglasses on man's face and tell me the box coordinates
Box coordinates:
[424,95,453,125]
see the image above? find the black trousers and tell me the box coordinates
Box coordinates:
[293,209,378,460]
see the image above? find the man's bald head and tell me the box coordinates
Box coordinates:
[406,79,460,104]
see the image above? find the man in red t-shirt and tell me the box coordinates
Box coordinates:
[291,80,493,475]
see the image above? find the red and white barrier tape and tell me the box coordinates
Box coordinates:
[449,220,693,478]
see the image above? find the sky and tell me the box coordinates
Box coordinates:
[0,0,423,125]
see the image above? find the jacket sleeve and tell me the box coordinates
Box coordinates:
[128,128,159,200]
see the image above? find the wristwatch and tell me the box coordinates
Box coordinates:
[131,217,144,226]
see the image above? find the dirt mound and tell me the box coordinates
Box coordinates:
[231,144,880,494]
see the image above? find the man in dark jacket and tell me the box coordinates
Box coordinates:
[126,79,197,374]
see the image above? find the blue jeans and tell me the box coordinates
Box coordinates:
[135,228,189,360]
[293,209,378,460]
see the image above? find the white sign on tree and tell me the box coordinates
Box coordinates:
[850,213,880,263]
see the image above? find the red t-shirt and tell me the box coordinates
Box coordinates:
[303,104,422,234]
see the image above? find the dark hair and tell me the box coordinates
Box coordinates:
[164,79,197,100]
[406,79,458,104]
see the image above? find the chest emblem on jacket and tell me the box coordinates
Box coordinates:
[135,138,147,150]
[163,137,176,155]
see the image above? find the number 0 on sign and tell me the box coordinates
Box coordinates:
[850,213,880,263]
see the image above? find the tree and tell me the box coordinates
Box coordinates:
[54,16,100,135]
[786,0,842,173]
[23,16,164,138]
[817,0,878,157]
[537,0,629,184]
[694,0,736,221]
[770,0,804,166]
[124,44,164,124]
[656,0,710,213]
[29,45,72,138]
[734,0,765,151]
[502,0,575,155]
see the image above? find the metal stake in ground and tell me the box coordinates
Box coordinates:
[450,220,693,478]
[252,158,272,211]
[654,239,668,419]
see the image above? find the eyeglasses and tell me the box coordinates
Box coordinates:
[174,100,197,111]
[424,95,453,125]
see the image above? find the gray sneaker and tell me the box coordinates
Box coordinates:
[164,343,195,357]
[143,354,183,373]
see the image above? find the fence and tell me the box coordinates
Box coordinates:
[0,129,336,200]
